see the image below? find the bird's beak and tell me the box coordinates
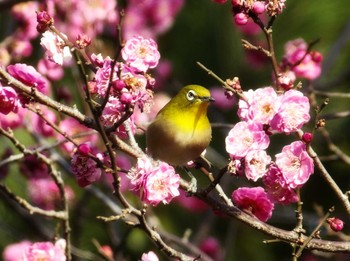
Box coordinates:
[200,96,215,102]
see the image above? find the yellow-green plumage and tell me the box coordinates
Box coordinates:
[146,85,214,166]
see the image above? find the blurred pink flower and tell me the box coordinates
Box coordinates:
[123,0,184,39]
[128,156,180,206]
[71,143,102,187]
[0,106,26,129]
[263,163,298,204]
[281,38,322,80]
[10,40,33,59]
[232,186,274,222]
[0,85,19,115]
[122,36,160,72]
[3,240,31,261]
[28,178,74,210]
[37,58,64,81]
[7,63,49,97]
[40,31,72,66]
[29,106,57,137]
[238,87,280,125]
[270,89,310,134]
[58,118,97,154]
[140,251,159,261]
[210,87,236,110]
[174,190,209,212]
[20,153,49,179]
[22,239,66,261]
[225,121,270,159]
[11,2,39,40]
[275,141,314,189]
[244,150,271,181]
[199,237,222,261]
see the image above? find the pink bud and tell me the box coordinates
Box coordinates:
[113,80,126,91]
[120,92,133,104]
[302,132,313,144]
[36,11,53,33]
[311,51,323,63]
[252,1,265,14]
[327,217,344,232]
[77,143,91,155]
[234,13,248,26]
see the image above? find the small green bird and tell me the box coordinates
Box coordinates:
[146,85,214,166]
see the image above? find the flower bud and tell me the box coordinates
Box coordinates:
[302,132,313,144]
[120,92,133,104]
[252,1,265,14]
[77,143,91,155]
[113,80,126,92]
[327,217,344,232]
[234,13,248,26]
[36,11,53,33]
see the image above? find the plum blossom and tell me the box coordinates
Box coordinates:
[232,186,274,222]
[238,87,281,125]
[28,178,74,210]
[225,121,270,159]
[327,217,344,232]
[140,251,159,261]
[281,38,322,80]
[263,163,298,204]
[127,156,180,206]
[121,36,160,72]
[71,143,102,187]
[29,106,57,137]
[123,0,184,40]
[7,63,49,95]
[0,85,19,115]
[275,141,314,189]
[40,31,72,65]
[244,150,271,181]
[270,89,310,134]
[199,237,222,261]
[22,239,66,261]
[3,240,31,261]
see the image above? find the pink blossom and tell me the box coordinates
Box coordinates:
[71,143,102,187]
[225,121,270,159]
[270,89,310,134]
[121,36,160,72]
[128,156,180,206]
[238,87,280,125]
[3,240,31,261]
[0,85,19,114]
[244,150,271,181]
[11,2,39,40]
[275,141,314,189]
[199,237,222,261]
[263,163,298,204]
[28,178,74,210]
[174,190,209,212]
[282,38,322,80]
[140,251,159,261]
[40,31,72,66]
[58,118,97,153]
[265,0,286,16]
[29,106,57,137]
[210,87,236,110]
[37,58,64,81]
[10,40,33,59]
[22,239,66,261]
[277,70,296,90]
[232,186,274,222]
[94,57,117,97]
[0,106,26,129]
[123,0,184,40]
[7,63,49,95]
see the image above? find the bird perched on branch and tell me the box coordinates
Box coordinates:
[146,85,214,166]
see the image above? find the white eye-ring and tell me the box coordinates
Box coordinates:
[186,90,197,101]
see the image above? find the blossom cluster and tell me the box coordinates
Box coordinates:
[226,87,314,221]
[3,239,66,261]
[127,156,180,206]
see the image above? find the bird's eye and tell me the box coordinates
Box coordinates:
[186,90,197,101]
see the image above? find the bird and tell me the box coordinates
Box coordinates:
[146,85,214,166]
